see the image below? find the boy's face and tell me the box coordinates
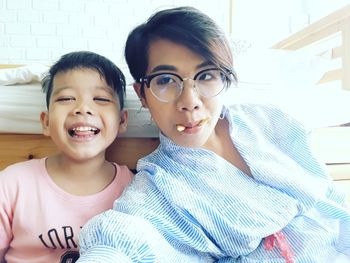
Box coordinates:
[40,68,127,161]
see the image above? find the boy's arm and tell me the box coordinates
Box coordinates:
[0,248,7,263]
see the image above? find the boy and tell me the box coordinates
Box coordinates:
[0,51,134,263]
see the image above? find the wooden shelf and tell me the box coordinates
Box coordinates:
[310,126,350,203]
[310,126,350,165]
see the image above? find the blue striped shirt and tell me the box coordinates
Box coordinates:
[78,104,350,262]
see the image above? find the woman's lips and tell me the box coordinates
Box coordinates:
[176,117,210,132]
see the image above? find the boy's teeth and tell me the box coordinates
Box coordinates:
[73,126,96,132]
[176,125,186,132]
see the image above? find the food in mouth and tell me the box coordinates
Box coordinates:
[176,125,186,132]
[176,117,210,132]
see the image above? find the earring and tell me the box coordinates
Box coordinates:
[135,105,145,122]
[136,105,144,115]
[219,107,227,120]
[135,105,154,126]
[146,116,154,126]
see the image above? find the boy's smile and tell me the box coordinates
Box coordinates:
[40,68,127,161]
[67,124,100,141]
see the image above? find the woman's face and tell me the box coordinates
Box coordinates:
[134,39,225,148]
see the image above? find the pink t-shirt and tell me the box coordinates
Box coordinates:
[0,158,133,263]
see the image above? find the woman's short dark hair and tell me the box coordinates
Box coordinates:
[124,6,236,97]
[42,51,126,109]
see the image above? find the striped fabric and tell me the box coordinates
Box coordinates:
[78,104,350,263]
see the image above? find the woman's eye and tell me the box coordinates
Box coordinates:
[156,75,175,86]
[198,72,213,81]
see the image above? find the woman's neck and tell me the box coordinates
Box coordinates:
[205,119,252,177]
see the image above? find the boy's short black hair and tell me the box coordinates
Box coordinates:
[42,51,126,109]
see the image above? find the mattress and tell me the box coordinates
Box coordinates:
[1,82,350,137]
[0,82,159,137]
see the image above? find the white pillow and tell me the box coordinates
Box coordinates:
[0,64,49,85]
[225,87,350,131]
[234,47,331,89]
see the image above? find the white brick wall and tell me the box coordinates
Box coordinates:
[0,0,230,65]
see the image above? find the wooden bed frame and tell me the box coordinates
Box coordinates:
[0,6,350,200]
[0,134,159,172]
[272,4,350,199]
[0,66,160,172]
[272,4,350,90]
[0,65,160,171]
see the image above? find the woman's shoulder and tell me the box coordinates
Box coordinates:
[227,103,309,143]
[229,103,288,119]
[229,103,304,129]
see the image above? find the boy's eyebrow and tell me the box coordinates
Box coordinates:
[150,61,214,74]
[95,85,115,95]
[51,86,71,96]
[51,85,114,96]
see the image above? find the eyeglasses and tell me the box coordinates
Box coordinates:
[140,68,234,102]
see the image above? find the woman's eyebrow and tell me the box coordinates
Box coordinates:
[150,65,177,73]
[197,61,214,69]
[150,61,214,73]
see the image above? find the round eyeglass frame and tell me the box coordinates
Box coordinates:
[139,67,234,102]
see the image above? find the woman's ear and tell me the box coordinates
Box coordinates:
[133,83,148,108]
[40,111,50,136]
[118,110,128,134]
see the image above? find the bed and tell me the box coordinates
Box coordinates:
[0,5,349,202]
[0,64,160,171]
[271,4,350,201]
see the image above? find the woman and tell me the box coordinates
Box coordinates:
[77,6,350,262]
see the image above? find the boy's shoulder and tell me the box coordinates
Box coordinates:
[0,158,46,180]
[113,162,135,182]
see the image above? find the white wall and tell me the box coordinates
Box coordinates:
[0,0,230,65]
[232,0,350,48]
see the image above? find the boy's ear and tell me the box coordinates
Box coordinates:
[118,109,128,134]
[40,111,50,137]
[133,83,148,108]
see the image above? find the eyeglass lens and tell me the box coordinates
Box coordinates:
[149,69,227,102]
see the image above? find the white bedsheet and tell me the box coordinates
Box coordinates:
[0,83,159,137]
[1,82,350,137]
[227,84,350,131]
[0,83,46,134]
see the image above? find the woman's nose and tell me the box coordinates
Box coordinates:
[176,79,202,112]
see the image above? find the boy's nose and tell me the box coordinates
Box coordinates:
[176,79,202,112]
[73,103,93,116]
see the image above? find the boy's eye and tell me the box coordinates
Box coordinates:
[94,97,113,103]
[56,97,75,102]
